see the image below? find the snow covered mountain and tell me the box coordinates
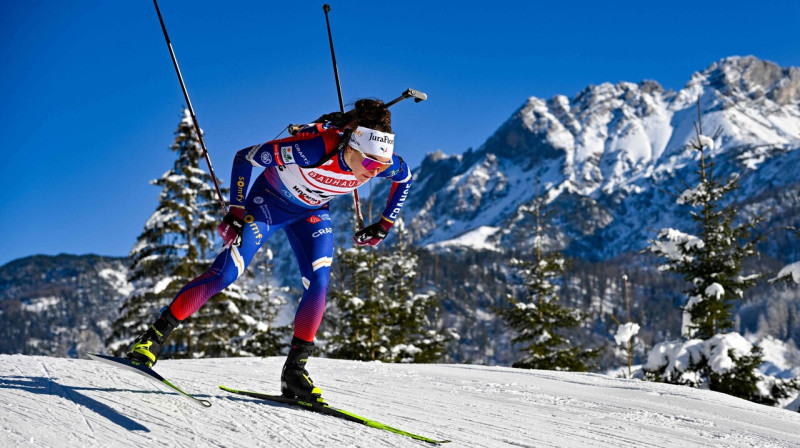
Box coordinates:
[0,255,130,357]
[2,354,799,447]
[397,56,800,260]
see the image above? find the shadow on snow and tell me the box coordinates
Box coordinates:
[0,375,151,432]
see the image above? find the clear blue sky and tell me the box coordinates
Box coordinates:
[1,0,798,266]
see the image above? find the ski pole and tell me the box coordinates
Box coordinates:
[322,4,365,230]
[153,0,228,215]
[323,4,345,116]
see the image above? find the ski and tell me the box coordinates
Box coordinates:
[87,353,212,408]
[219,384,450,445]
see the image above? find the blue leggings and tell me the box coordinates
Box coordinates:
[167,175,334,342]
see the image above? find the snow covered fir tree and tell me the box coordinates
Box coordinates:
[107,109,278,359]
[500,185,597,371]
[377,219,453,363]
[322,218,451,362]
[649,127,762,340]
[644,120,799,406]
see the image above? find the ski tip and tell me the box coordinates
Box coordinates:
[219,384,243,395]
[86,352,115,361]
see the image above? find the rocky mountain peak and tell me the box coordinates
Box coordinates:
[389,56,800,260]
[691,56,800,105]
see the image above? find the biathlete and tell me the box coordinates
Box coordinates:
[126,99,411,402]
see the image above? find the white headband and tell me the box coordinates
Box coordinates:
[349,126,394,159]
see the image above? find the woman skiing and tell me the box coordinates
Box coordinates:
[126,99,411,402]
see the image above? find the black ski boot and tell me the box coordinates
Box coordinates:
[281,336,323,403]
[127,308,180,368]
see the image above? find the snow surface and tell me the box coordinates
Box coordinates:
[428,226,501,252]
[774,261,800,284]
[2,355,800,447]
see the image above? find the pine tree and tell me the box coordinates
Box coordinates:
[323,218,450,363]
[108,109,277,358]
[500,181,597,371]
[648,119,761,340]
[379,219,451,363]
[323,244,388,360]
[643,106,800,406]
[108,109,220,356]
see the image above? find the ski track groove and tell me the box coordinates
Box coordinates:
[2,380,40,448]
[7,361,54,441]
[77,360,150,445]
[219,396,305,448]
[65,385,98,443]
[37,360,82,444]
[173,394,201,446]
[61,363,102,444]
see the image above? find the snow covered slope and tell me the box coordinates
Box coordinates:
[2,355,799,447]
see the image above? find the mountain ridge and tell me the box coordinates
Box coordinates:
[391,56,799,262]
[0,254,129,357]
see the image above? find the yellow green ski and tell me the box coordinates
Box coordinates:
[219,384,450,444]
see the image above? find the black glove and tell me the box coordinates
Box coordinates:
[217,206,245,247]
[353,218,393,247]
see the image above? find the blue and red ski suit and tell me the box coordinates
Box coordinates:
[166,123,412,342]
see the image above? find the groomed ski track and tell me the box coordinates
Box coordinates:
[1,354,799,447]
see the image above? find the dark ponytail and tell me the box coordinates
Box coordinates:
[313,98,392,132]
[353,98,392,133]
